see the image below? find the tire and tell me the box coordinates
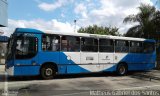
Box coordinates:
[116,63,128,76]
[40,65,56,80]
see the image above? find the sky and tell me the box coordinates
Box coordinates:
[1,0,160,36]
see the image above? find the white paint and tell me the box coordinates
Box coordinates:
[114,53,128,63]
[64,52,80,64]
[6,66,14,76]
[2,72,8,96]
[64,52,128,72]
[80,52,102,72]
[44,30,151,42]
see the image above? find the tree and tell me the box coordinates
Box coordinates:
[123,3,160,39]
[78,25,121,36]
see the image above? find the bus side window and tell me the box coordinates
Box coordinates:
[99,39,114,52]
[130,41,143,53]
[61,36,80,52]
[115,40,129,53]
[143,42,155,53]
[42,35,60,51]
[51,36,60,51]
[81,38,98,52]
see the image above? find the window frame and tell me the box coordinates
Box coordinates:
[143,42,155,54]
[15,36,38,59]
[81,37,98,52]
[99,38,114,52]
[42,34,60,52]
[60,35,80,52]
[115,40,129,53]
[129,41,143,53]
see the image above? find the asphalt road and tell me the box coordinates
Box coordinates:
[0,70,159,96]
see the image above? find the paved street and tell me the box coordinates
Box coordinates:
[0,65,159,96]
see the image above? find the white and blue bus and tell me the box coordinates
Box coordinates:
[6,28,156,79]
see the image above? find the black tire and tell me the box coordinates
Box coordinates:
[116,63,128,76]
[40,65,56,80]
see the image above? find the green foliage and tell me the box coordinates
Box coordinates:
[123,3,160,39]
[78,25,121,36]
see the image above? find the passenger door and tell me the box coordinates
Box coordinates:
[14,34,39,75]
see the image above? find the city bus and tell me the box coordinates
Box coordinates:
[5,28,156,79]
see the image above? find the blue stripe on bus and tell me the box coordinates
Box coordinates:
[13,51,156,76]
[15,28,44,34]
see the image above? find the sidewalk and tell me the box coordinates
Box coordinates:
[0,65,4,73]
[0,59,5,73]
[145,70,160,78]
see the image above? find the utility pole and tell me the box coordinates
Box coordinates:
[74,20,77,33]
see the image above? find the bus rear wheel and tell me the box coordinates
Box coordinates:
[116,63,128,76]
[40,65,56,79]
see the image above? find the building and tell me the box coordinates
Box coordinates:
[0,0,8,64]
[0,36,8,64]
[0,0,7,27]
[0,36,8,55]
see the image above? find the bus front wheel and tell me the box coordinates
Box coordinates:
[116,63,128,76]
[40,65,56,79]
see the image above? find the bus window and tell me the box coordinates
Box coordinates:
[42,35,60,51]
[143,42,155,53]
[130,41,143,53]
[81,38,98,52]
[99,39,114,52]
[15,36,38,59]
[115,40,129,53]
[61,36,80,52]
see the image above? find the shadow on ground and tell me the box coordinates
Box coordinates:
[0,70,159,82]
[1,72,118,82]
[129,71,160,81]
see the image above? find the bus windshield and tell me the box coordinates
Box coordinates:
[6,35,15,61]
[15,34,38,59]
[6,33,38,60]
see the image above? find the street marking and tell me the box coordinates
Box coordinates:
[2,72,8,96]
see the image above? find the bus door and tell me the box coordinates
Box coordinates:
[14,34,39,75]
[99,39,114,71]
[80,38,102,72]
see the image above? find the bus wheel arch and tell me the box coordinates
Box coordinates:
[116,62,128,76]
[40,62,58,79]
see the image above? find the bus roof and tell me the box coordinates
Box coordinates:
[14,28,155,42]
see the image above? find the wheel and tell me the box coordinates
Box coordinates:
[116,63,128,76]
[40,65,56,79]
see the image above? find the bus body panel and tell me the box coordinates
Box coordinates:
[99,53,115,71]
[14,66,40,76]
[5,28,156,76]
[80,52,103,72]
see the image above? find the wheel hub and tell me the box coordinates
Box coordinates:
[45,68,53,76]
[119,66,125,74]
